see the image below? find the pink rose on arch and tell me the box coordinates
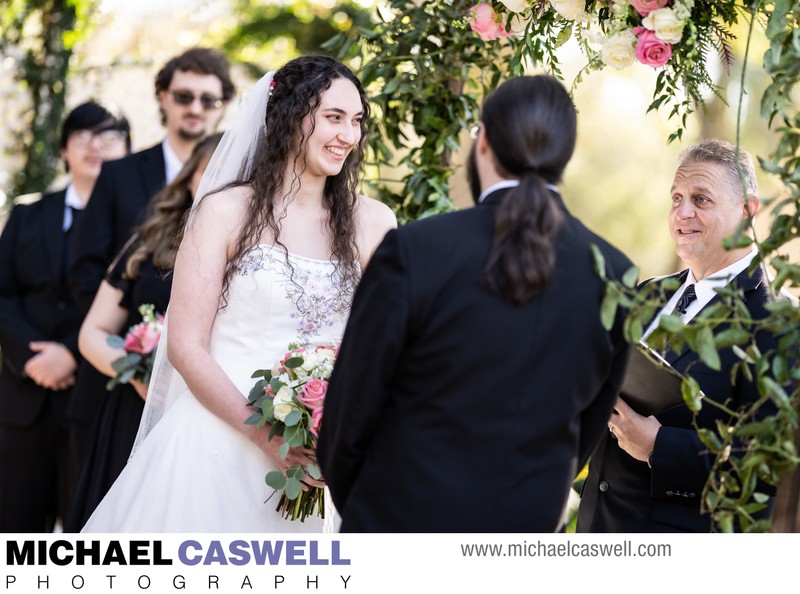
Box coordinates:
[635,29,672,68]
[298,378,328,410]
[629,0,670,17]
[309,406,324,439]
[123,323,160,355]
[469,3,514,41]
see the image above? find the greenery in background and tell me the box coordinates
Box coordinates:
[0,0,99,200]
[221,0,372,77]
[326,0,508,222]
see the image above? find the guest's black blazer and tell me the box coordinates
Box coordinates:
[69,142,165,313]
[0,191,82,427]
[67,143,165,426]
[577,266,779,532]
[318,189,634,532]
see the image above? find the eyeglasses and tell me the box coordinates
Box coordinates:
[69,129,127,148]
[469,123,482,140]
[169,90,224,110]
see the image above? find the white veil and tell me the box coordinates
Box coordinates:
[131,71,276,455]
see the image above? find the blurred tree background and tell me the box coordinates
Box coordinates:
[1,0,789,280]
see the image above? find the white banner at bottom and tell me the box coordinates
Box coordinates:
[2,533,795,593]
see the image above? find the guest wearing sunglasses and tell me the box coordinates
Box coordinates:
[67,47,235,471]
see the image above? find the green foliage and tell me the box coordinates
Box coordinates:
[221,0,372,78]
[326,0,514,222]
[0,0,99,198]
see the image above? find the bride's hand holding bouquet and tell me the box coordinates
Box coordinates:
[246,341,338,521]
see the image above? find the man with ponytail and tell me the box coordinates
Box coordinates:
[319,75,633,532]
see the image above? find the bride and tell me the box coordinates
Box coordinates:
[82,55,396,532]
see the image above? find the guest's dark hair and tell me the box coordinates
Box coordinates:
[154,47,236,124]
[59,101,132,168]
[481,75,576,304]
[125,133,224,279]
[221,54,369,302]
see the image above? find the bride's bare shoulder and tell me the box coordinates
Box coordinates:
[356,195,396,233]
[355,195,397,266]
[192,184,254,232]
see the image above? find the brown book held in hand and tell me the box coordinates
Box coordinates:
[619,343,692,417]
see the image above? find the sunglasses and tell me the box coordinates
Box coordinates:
[169,90,224,110]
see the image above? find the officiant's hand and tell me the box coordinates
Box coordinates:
[608,397,661,463]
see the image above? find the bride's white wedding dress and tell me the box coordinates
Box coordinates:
[82,245,354,532]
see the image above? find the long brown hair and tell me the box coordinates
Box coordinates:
[480,76,576,304]
[124,133,223,279]
[218,55,369,302]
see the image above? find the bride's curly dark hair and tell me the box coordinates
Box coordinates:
[221,54,370,303]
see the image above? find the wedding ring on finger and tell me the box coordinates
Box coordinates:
[307,454,318,463]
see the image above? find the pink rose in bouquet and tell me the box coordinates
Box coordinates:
[634,28,672,68]
[246,340,340,521]
[630,0,670,17]
[299,379,327,410]
[122,321,161,355]
[106,304,164,391]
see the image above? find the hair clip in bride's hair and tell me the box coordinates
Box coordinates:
[268,80,276,98]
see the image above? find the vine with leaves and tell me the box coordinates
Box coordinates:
[0,0,99,201]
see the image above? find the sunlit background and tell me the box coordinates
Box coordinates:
[0,0,791,279]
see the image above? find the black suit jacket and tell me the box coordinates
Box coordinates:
[69,142,165,313]
[318,189,633,532]
[577,266,778,532]
[66,143,164,425]
[0,191,83,427]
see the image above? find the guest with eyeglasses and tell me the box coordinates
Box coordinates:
[0,101,130,532]
[67,47,235,476]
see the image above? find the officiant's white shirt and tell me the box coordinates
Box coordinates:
[642,249,758,341]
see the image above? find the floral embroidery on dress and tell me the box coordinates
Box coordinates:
[282,264,355,344]
[232,245,357,345]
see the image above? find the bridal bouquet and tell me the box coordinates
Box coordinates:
[105,303,164,391]
[246,340,339,521]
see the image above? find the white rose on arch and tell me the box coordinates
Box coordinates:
[499,0,529,12]
[601,30,637,70]
[642,8,686,44]
[549,0,590,23]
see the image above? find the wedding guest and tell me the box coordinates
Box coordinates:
[67,47,235,472]
[318,75,634,532]
[0,102,130,532]
[577,139,782,532]
[81,55,396,532]
[63,133,222,532]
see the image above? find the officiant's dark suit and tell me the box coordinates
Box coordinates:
[577,140,782,533]
[319,76,633,532]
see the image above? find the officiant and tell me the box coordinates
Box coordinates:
[577,139,783,533]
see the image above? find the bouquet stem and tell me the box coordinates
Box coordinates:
[276,486,325,521]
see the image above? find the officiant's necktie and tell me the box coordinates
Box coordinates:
[673,283,697,315]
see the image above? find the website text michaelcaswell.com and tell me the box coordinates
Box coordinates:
[461,540,672,558]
